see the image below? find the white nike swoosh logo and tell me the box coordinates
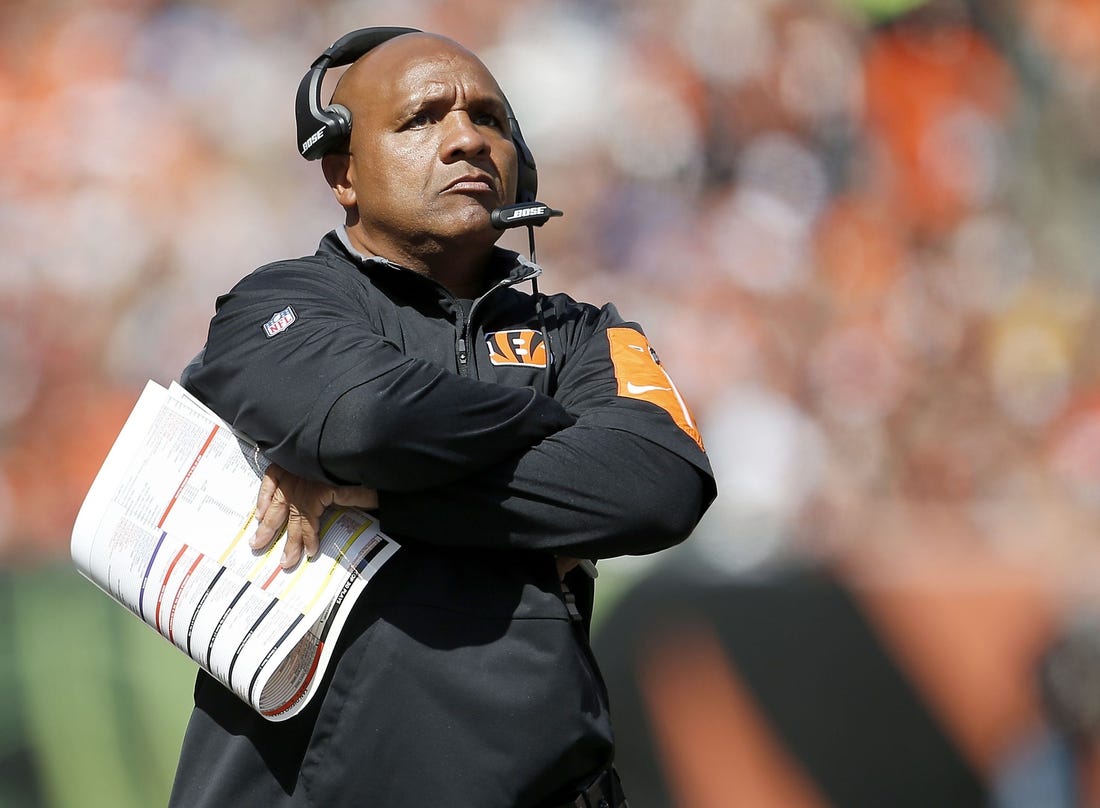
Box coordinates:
[628,345,647,352]
[626,382,673,394]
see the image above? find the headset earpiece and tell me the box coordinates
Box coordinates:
[295,27,417,160]
[507,111,538,203]
[295,26,539,202]
[325,103,352,141]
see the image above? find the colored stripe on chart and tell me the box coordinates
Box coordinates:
[168,552,205,646]
[204,580,251,670]
[227,598,279,690]
[154,545,189,633]
[185,566,224,659]
[262,641,324,718]
[157,425,219,528]
[246,614,305,704]
[218,512,258,565]
[137,531,167,623]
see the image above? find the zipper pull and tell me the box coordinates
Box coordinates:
[457,336,468,365]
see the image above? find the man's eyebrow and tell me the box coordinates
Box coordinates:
[474,94,509,114]
[396,83,507,115]
[398,82,450,109]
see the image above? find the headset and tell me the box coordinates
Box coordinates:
[294,26,539,203]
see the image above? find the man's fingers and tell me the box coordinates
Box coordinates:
[252,471,375,568]
[281,501,325,569]
[300,504,323,561]
[281,504,306,568]
[252,483,289,550]
[256,464,284,521]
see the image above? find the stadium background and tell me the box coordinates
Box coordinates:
[4,0,1100,805]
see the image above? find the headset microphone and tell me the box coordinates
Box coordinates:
[490,203,564,230]
[489,202,563,399]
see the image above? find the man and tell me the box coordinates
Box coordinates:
[169,29,715,808]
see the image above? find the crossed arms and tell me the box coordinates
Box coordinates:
[184,262,714,570]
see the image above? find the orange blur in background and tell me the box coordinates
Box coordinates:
[6,0,1100,805]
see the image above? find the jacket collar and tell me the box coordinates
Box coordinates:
[317,228,542,290]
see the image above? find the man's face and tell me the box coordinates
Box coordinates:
[340,36,519,254]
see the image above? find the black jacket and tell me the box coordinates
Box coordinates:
[169,230,716,808]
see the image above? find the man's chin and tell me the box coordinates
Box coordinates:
[437,199,501,239]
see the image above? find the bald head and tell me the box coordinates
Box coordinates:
[331,33,500,116]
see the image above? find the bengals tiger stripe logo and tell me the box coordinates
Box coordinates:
[486,329,551,368]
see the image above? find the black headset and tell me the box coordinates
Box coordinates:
[294,26,539,203]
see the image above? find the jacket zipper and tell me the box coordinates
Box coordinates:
[453,266,539,377]
[345,250,542,377]
[454,298,470,373]
[456,333,468,370]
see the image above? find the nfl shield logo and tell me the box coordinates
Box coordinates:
[263,306,297,338]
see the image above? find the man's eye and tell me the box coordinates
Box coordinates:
[407,112,433,128]
[475,113,503,129]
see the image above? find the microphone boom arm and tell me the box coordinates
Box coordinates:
[490,202,564,230]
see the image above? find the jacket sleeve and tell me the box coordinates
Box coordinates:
[376,303,717,559]
[185,261,575,488]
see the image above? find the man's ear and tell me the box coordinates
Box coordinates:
[321,153,357,211]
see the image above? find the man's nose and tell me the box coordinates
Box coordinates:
[440,111,489,161]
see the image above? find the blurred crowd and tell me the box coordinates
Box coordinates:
[0,0,1096,629]
[6,0,1100,800]
[3,0,1099,576]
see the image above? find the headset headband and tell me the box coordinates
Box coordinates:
[294,26,538,202]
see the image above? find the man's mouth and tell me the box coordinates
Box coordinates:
[443,174,496,195]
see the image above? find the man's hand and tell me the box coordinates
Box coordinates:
[556,557,599,581]
[556,557,580,580]
[252,464,379,568]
